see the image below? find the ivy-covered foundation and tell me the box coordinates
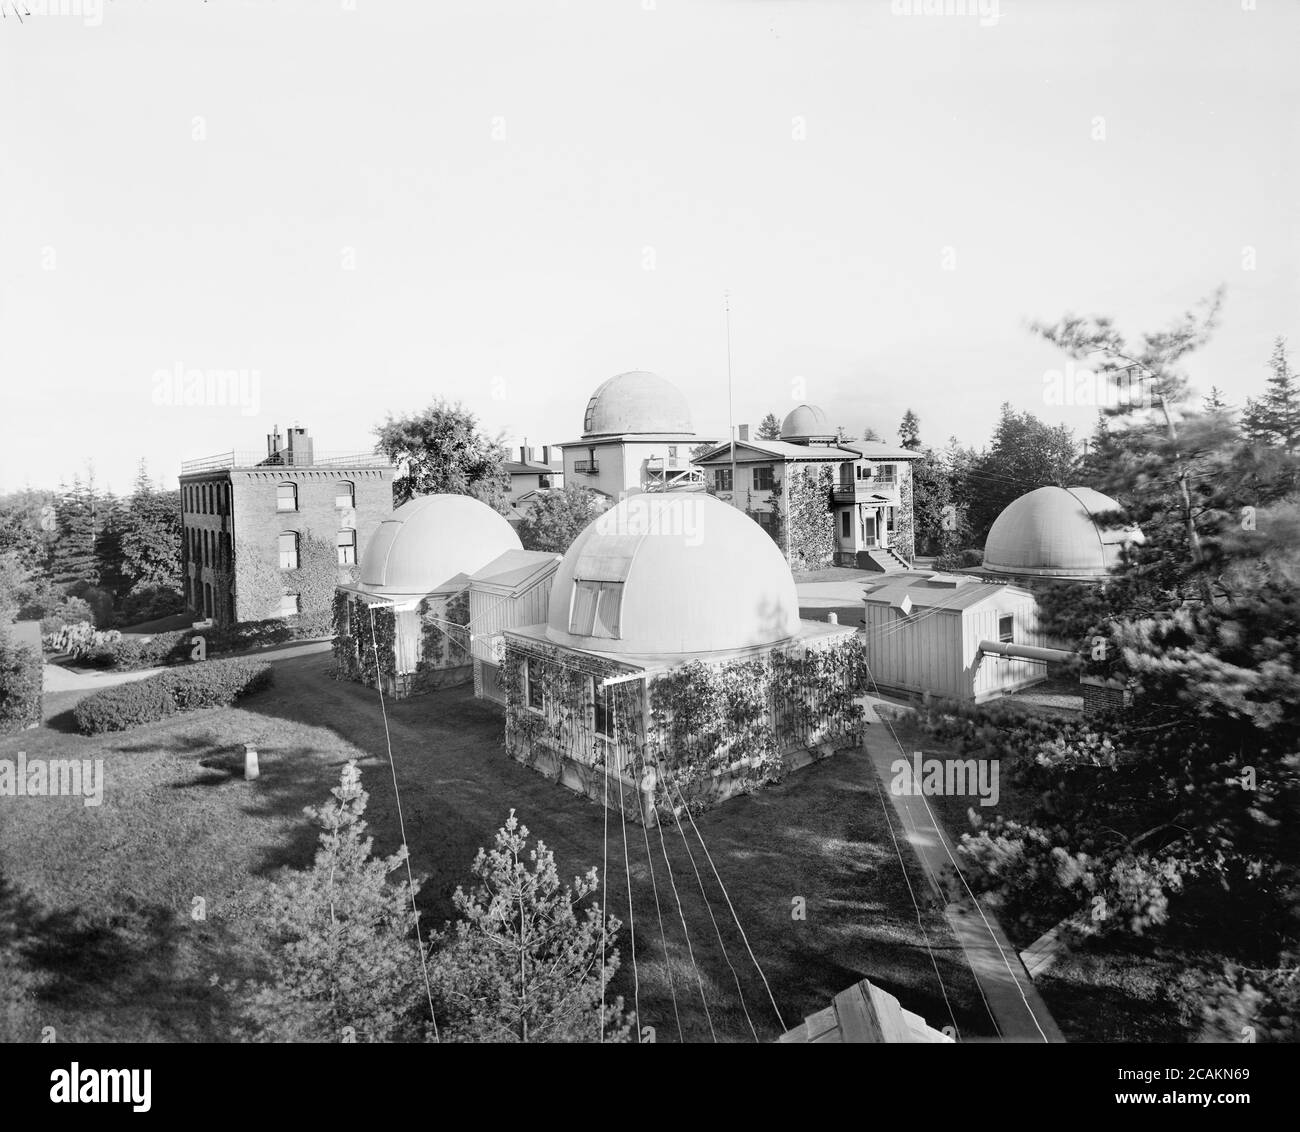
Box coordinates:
[332,586,472,698]
[502,624,868,821]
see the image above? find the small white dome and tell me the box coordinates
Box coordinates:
[546,494,800,654]
[360,494,521,595]
[983,486,1144,580]
[781,403,835,441]
[582,371,693,437]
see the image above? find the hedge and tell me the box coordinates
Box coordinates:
[88,614,334,672]
[72,657,274,735]
[0,634,42,734]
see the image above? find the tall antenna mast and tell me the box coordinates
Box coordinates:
[726,291,736,500]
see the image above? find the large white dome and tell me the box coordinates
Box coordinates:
[983,486,1143,580]
[546,494,801,654]
[582,371,693,437]
[360,494,521,595]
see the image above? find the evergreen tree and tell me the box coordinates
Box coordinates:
[429,811,632,1043]
[50,473,101,588]
[118,462,182,594]
[1202,385,1233,414]
[755,413,782,440]
[232,762,432,1042]
[862,426,882,442]
[1243,338,1300,454]
[897,409,921,451]
[92,492,130,600]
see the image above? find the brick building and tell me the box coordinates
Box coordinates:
[179,425,393,626]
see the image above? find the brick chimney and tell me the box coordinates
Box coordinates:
[285,425,313,467]
[266,424,282,458]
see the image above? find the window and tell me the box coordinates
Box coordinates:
[569,580,623,638]
[668,445,678,457]
[714,468,732,492]
[998,614,1014,644]
[592,679,613,739]
[525,657,546,713]
[841,510,851,538]
[875,464,896,484]
[752,465,774,491]
[336,528,357,566]
[277,482,298,512]
[279,531,300,570]
[335,482,354,509]
[538,474,552,489]
[279,593,301,617]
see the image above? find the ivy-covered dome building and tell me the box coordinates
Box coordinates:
[501,493,865,822]
[333,494,558,698]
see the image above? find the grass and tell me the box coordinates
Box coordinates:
[1,648,990,1043]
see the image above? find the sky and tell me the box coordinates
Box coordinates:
[1,0,1297,494]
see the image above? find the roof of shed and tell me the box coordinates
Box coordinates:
[862,571,1034,613]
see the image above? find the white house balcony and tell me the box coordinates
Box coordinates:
[573,460,600,475]
[832,477,899,504]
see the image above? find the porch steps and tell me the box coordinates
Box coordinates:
[858,547,911,574]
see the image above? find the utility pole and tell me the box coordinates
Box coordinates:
[726,291,737,501]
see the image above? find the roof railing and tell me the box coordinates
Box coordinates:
[181,450,393,475]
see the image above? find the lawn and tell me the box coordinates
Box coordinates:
[1,649,989,1043]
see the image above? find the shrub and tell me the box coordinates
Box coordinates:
[116,585,184,628]
[72,657,274,734]
[0,634,42,734]
[72,678,178,735]
[38,596,95,635]
[42,623,123,659]
[165,658,273,711]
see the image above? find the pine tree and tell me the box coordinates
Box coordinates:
[1243,338,1300,454]
[862,426,882,442]
[49,473,101,588]
[118,461,182,593]
[1202,385,1233,414]
[232,762,432,1043]
[428,811,632,1043]
[756,413,782,440]
[897,409,921,451]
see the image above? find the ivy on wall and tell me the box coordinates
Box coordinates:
[241,528,344,630]
[779,464,836,570]
[503,633,871,816]
[894,467,916,563]
[331,593,396,687]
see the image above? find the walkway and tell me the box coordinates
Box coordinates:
[861,697,1066,1043]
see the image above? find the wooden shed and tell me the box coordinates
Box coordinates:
[467,549,561,706]
[778,978,954,1043]
[861,571,1048,703]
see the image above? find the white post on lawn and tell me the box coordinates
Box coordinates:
[244,743,260,780]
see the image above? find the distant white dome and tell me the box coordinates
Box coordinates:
[360,494,521,595]
[983,486,1144,580]
[546,494,801,654]
[781,403,835,442]
[582,371,693,437]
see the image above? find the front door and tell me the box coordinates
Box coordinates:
[861,509,878,548]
